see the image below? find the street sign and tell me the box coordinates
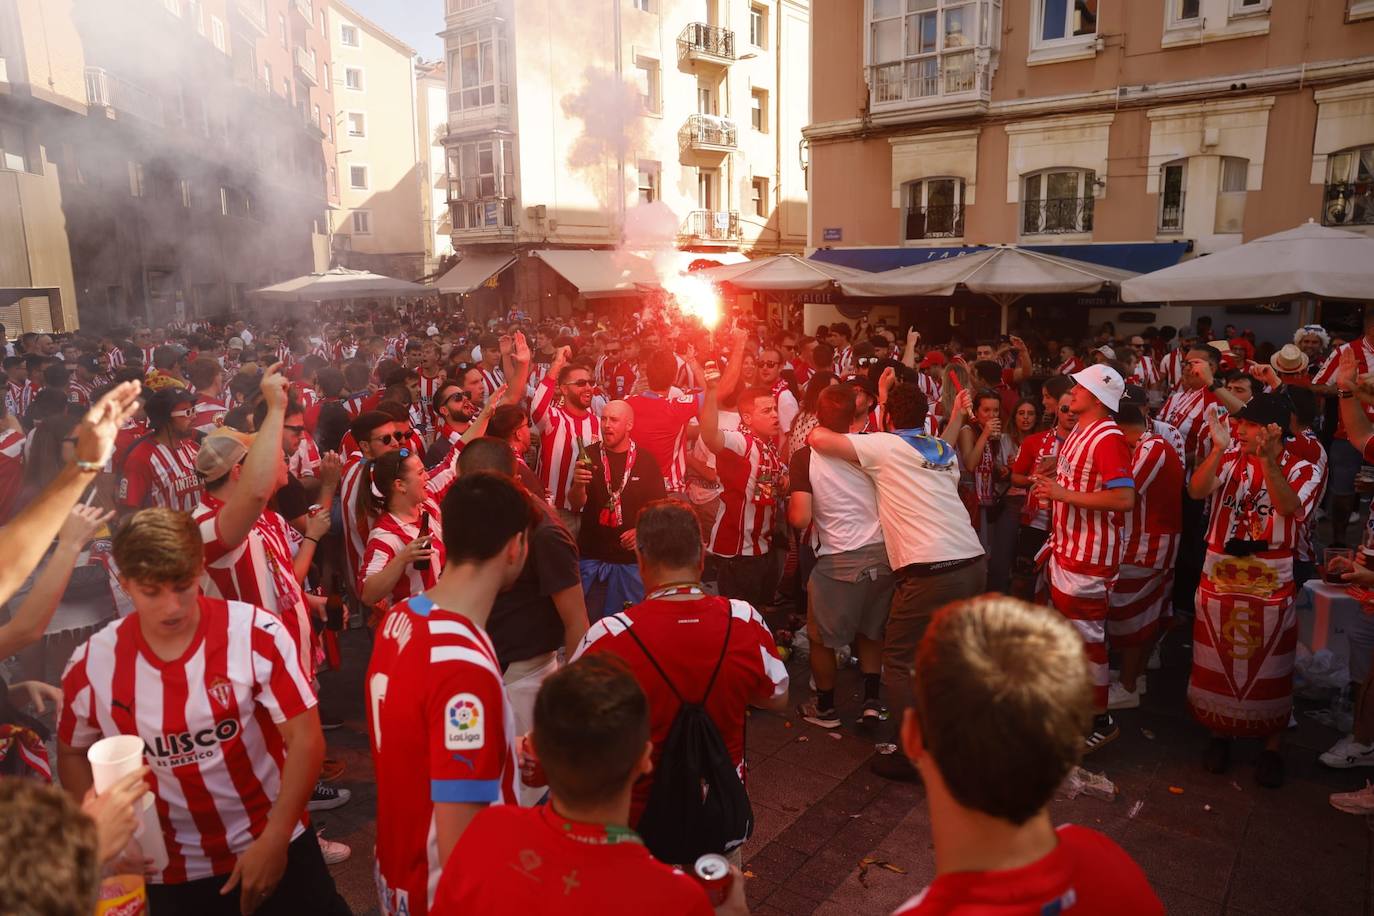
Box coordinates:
[822,227,842,241]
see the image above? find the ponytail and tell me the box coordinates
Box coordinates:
[357,449,409,521]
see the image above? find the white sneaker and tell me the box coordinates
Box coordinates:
[1107,671,1147,695]
[1319,735,1374,769]
[317,831,352,865]
[1330,781,1374,815]
[1107,679,1141,710]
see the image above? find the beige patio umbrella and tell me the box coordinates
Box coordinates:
[839,245,1138,333]
[253,267,430,303]
[1121,220,1374,303]
[696,253,873,291]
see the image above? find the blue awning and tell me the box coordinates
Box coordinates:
[811,242,1190,275]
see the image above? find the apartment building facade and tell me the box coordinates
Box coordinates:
[416,59,455,277]
[805,0,1374,338]
[439,0,811,319]
[327,1,429,280]
[0,0,337,332]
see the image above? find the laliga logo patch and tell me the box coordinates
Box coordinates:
[444,693,485,750]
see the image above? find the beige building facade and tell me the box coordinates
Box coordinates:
[805,0,1374,338]
[328,0,428,280]
[440,0,811,318]
[416,59,454,277]
[0,0,338,332]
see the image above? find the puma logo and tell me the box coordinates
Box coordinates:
[111,699,133,715]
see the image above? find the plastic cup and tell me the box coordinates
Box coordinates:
[1324,548,1354,585]
[87,735,151,810]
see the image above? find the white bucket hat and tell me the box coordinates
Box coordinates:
[1071,364,1126,412]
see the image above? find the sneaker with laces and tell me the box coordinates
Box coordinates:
[1083,715,1119,754]
[317,831,352,865]
[798,700,841,729]
[1107,680,1140,710]
[857,700,889,728]
[1330,781,1374,815]
[1320,735,1374,769]
[308,782,352,812]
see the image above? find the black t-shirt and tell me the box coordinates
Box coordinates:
[487,504,582,669]
[788,447,812,496]
[576,443,666,564]
[273,473,311,522]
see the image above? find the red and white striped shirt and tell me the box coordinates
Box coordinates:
[0,429,23,523]
[530,376,601,511]
[59,598,315,884]
[832,345,854,378]
[67,379,94,407]
[5,379,31,419]
[917,371,942,410]
[139,345,157,368]
[118,437,202,512]
[342,391,371,420]
[1121,431,1183,569]
[368,598,522,916]
[1204,448,1322,562]
[1049,417,1133,572]
[1314,337,1374,440]
[362,500,445,604]
[341,457,370,583]
[477,366,505,399]
[416,370,445,414]
[709,429,782,558]
[1160,385,1222,469]
[289,436,321,480]
[107,347,127,370]
[192,394,228,436]
[1287,430,1328,564]
[193,494,313,680]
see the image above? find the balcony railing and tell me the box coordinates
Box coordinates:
[681,114,737,152]
[904,204,964,241]
[235,0,269,35]
[681,209,741,243]
[869,53,987,107]
[1159,191,1186,233]
[1323,181,1374,228]
[292,0,313,23]
[84,67,165,127]
[1021,196,1094,235]
[294,47,318,86]
[450,198,517,234]
[679,23,736,63]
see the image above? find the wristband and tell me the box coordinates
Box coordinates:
[75,460,104,473]
[304,536,320,544]
[1339,389,1354,399]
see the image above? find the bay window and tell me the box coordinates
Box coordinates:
[448,137,516,230]
[1324,145,1374,227]
[868,0,1000,107]
[448,24,508,112]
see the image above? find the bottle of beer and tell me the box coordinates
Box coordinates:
[95,833,149,914]
[413,510,432,572]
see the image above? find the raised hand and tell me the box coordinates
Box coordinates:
[512,330,531,365]
[75,381,142,467]
[259,362,289,411]
[1338,347,1358,389]
[57,504,114,549]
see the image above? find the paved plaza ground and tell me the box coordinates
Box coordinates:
[316,623,1373,915]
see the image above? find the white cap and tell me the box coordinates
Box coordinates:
[1071,364,1126,412]
[1095,345,1116,361]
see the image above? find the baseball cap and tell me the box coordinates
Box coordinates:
[844,373,878,400]
[1070,364,1125,412]
[227,337,245,350]
[195,428,256,481]
[1095,345,1117,361]
[1234,392,1293,431]
[920,351,947,370]
[1120,383,1149,408]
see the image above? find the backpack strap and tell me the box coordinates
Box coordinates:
[616,606,735,705]
[699,607,734,706]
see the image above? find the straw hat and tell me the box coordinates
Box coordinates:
[1270,343,1309,375]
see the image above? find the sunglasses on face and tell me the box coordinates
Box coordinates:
[445,392,470,404]
[169,408,195,419]
[372,432,398,445]
[566,379,592,387]
[758,360,780,369]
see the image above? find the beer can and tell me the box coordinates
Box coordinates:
[692,853,733,907]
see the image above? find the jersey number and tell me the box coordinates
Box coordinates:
[368,672,388,752]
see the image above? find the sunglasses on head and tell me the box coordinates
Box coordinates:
[169,408,195,419]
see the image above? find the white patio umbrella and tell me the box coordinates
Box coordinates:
[696,253,873,291]
[252,267,430,303]
[1121,220,1374,303]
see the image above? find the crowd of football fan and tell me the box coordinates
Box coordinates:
[3,300,1374,914]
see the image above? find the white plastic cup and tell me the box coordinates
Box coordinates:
[87,734,145,795]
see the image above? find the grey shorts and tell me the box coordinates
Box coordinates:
[807,542,895,649]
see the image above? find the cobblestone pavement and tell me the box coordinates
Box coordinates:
[316,624,1373,915]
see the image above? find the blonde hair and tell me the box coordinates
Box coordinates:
[938,362,972,419]
[913,595,1093,824]
[112,508,204,585]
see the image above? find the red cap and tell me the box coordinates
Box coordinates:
[920,351,947,369]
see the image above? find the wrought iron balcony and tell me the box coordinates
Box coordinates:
[84,67,165,127]
[294,47,318,86]
[681,209,740,244]
[904,204,964,240]
[1323,180,1374,227]
[681,114,737,152]
[679,23,736,64]
[1159,191,1186,233]
[1021,196,1094,235]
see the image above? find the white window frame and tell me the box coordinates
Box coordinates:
[211,16,226,52]
[340,23,359,47]
[448,24,508,112]
[750,4,767,48]
[750,89,767,132]
[1019,167,1095,236]
[349,164,369,190]
[903,177,966,241]
[1323,145,1374,227]
[1230,0,1269,18]
[1167,0,1200,28]
[1157,159,1186,234]
[635,56,661,115]
[346,111,366,137]
[1351,0,1374,23]
[632,0,651,10]
[750,176,769,218]
[163,0,182,17]
[637,160,660,204]
[0,121,32,173]
[1219,156,1248,193]
[1031,0,1097,46]
[352,210,371,234]
[344,67,364,91]
[867,0,995,106]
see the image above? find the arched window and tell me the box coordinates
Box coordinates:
[1324,145,1374,227]
[1020,168,1094,235]
[903,177,965,241]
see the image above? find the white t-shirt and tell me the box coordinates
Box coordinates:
[849,431,984,570]
[792,446,884,556]
[777,389,800,437]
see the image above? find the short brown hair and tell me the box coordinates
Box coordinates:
[533,655,650,807]
[634,500,702,570]
[913,596,1092,824]
[112,509,204,584]
[186,357,222,391]
[0,779,100,916]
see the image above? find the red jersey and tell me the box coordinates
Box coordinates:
[192,494,313,680]
[573,593,788,823]
[1314,337,1374,440]
[434,805,713,916]
[1121,431,1183,569]
[4,379,31,419]
[1057,357,1084,376]
[531,376,601,511]
[192,393,227,436]
[67,378,94,407]
[288,436,321,481]
[0,428,23,523]
[1011,428,1065,530]
[367,596,522,916]
[1049,417,1133,573]
[627,391,700,492]
[1159,385,1222,468]
[417,369,445,414]
[59,597,315,884]
[709,429,783,558]
[119,436,202,512]
[362,501,445,604]
[893,824,1162,916]
[1204,447,1322,563]
[1288,429,1328,563]
[342,391,370,419]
